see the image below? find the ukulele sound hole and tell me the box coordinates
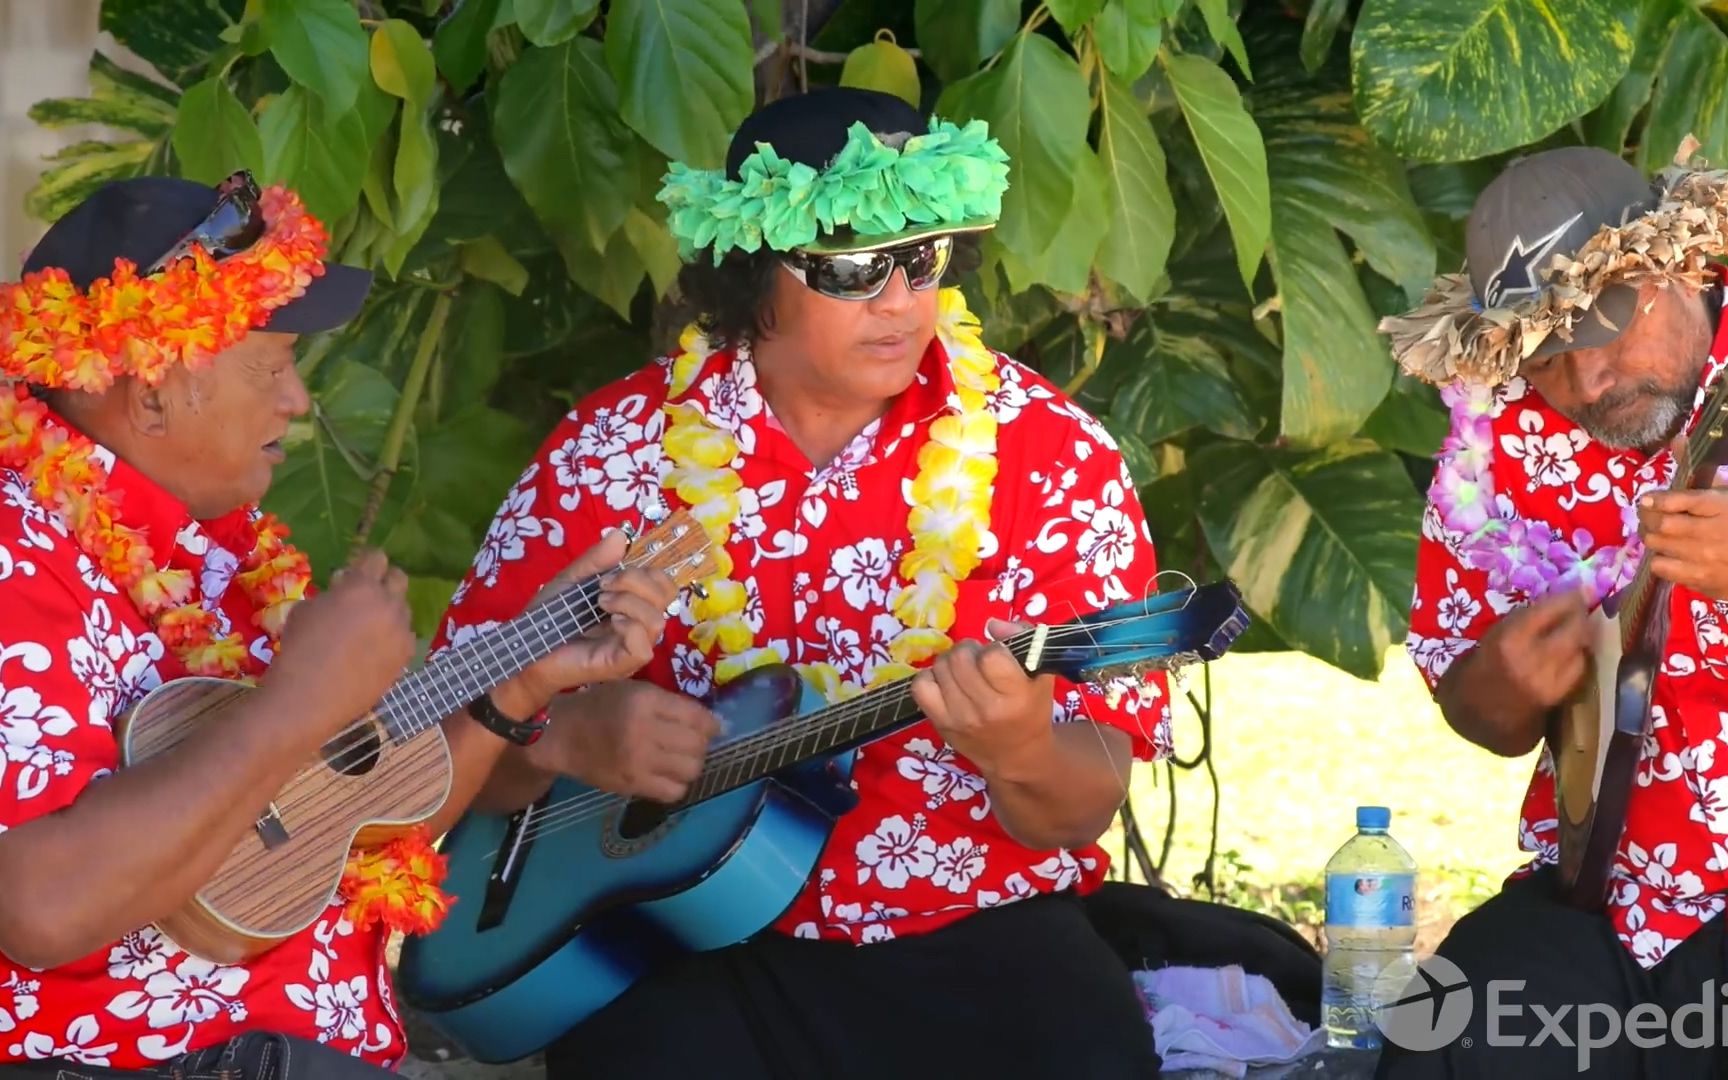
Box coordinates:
[616,799,670,841]
[321,720,383,777]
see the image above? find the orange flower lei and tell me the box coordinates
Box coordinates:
[0,185,326,391]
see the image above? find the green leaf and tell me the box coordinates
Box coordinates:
[495,39,639,251]
[624,206,683,297]
[24,140,155,224]
[516,0,601,45]
[385,107,442,277]
[1046,0,1106,33]
[1164,52,1269,294]
[1586,0,1685,156]
[1111,322,1259,443]
[1300,0,1349,72]
[259,85,369,224]
[406,577,462,640]
[1361,376,1448,457]
[1639,8,1728,172]
[1096,72,1175,304]
[840,35,922,107]
[460,235,531,295]
[371,19,438,107]
[30,54,178,139]
[1195,0,1251,78]
[1193,439,1422,679]
[1350,0,1638,163]
[937,35,1091,277]
[172,77,263,183]
[1001,148,1109,295]
[558,228,646,320]
[262,0,370,114]
[1093,0,1162,81]
[434,0,504,92]
[913,0,1020,82]
[441,282,508,407]
[750,0,784,41]
[99,0,241,86]
[264,360,415,582]
[605,0,755,168]
[354,78,401,151]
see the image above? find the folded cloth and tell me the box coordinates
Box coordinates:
[1134,964,1327,1078]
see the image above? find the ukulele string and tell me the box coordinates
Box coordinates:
[498,615,1200,849]
[288,531,711,782]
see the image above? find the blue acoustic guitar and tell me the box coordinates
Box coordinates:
[397,580,1250,1063]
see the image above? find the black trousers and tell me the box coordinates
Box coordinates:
[1376,869,1727,1079]
[545,892,1159,1079]
[0,1031,395,1079]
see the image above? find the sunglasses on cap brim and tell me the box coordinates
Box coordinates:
[781,235,953,301]
[143,170,267,276]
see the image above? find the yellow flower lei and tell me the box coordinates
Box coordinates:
[662,287,1000,699]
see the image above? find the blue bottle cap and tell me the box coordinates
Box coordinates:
[1357,806,1391,830]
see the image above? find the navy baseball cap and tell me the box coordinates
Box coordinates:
[21,175,372,334]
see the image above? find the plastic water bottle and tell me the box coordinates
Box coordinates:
[1322,805,1417,1050]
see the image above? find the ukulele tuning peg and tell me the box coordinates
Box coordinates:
[690,582,709,600]
[619,521,639,542]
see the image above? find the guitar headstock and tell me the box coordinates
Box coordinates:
[1016,579,1250,689]
[619,510,719,594]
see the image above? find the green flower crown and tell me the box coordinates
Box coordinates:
[657,118,1011,265]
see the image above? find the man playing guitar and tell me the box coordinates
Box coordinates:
[443,88,1171,1077]
[1382,146,1728,1076]
[0,174,675,1076]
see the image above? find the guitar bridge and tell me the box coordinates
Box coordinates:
[254,803,290,849]
[477,794,548,932]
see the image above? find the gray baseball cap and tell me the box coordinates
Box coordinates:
[1465,146,1658,360]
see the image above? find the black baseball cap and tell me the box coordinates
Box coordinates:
[1465,147,1657,359]
[21,175,372,334]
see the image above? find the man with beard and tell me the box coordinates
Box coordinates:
[1377,146,1728,1077]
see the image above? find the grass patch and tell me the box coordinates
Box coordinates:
[1107,646,1537,955]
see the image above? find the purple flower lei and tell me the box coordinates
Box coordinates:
[1429,382,1641,607]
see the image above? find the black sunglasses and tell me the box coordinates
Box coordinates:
[781,235,953,301]
[143,170,267,275]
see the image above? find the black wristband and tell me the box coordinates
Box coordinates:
[467,691,548,746]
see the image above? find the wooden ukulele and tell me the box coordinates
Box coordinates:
[1549,375,1728,908]
[115,511,716,963]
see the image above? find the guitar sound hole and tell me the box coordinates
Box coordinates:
[321,720,383,777]
[616,799,669,840]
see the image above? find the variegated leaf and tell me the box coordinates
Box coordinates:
[1351,0,1638,162]
[24,140,156,225]
[1193,439,1422,679]
[30,54,178,138]
[1638,7,1728,171]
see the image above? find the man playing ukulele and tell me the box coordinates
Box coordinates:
[0,174,675,1076]
[1384,147,1728,1077]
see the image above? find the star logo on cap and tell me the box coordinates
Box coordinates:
[1481,212,1583,308]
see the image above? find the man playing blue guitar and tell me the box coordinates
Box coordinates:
[1380,147,1728,1076]
[435,88,1172,1076]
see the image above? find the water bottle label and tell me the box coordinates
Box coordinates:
[1327,871,1415,928]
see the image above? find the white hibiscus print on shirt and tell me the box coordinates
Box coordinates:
[1069,480,1136,579]
[105,929,179,981]
[9,1014,118,1065]
[854,814,937,888]
[286,950,371,1045]
[106,955,250,1030]
[0,969,40,1033]
[931,837,989,894]
[826,538,894,611]
[1499,412,1586,489]
[64,599,163,731]
[895,737,987,816]
[1436,569,1482,634]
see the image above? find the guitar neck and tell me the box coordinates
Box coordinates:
[676,630,1048,807]
[374,579,607,742]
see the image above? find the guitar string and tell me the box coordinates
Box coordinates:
[266,534,708,806]
[497,614,1213,849]
[493,593,1219,845]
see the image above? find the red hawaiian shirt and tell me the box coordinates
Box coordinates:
[436,328,1173,943]
[1408,308,1728,969]
[0,410,403,1069]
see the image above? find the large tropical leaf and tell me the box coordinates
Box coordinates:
[30,54,178,138]
[99,0,242,87]
[259,85,369,225]
[24,140,157,225]
[1109,319,1260,445]
[261,0,370,115]
[1193,439,1423,679]
[1351,0,1638,163]
[1093,0,1163,81]
[494,39,638,253]
[433,0,506,93]
[605,0,755,168]
[1585,0,1686,156]
[1096,71,1176,304]
[173,77,263,184]
[1163,53,1269,294]
[938,35,1092,283]
[1639,8,1728,171]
